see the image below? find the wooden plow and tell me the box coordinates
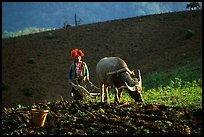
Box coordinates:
[70,82,100,98]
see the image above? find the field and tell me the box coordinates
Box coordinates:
[2,75,202,135]
[2,10,202,135]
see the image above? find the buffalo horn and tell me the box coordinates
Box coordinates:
[138,69,142,90]
[125,82,137,91]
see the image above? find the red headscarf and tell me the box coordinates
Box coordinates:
[70,49,84,58]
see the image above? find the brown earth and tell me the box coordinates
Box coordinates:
[2,10,202,107]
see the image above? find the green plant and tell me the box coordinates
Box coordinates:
[27,58,35,64]
[143,61,202,90]
[185,29,195,39]
[47,32,54,39]
[143,77,202,109]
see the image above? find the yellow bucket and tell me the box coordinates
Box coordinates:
[31,109,49,127]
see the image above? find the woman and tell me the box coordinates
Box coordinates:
[68,49,90,100]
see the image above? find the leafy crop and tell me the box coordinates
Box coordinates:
[141,62,202,109]
[142,78,202,109]
[143,61,201,90]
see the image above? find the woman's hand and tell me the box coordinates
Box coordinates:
[86,76,90,82]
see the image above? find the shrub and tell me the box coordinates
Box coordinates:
[47,32,54,39]
[27,58,35,64]
[185,29,195,39]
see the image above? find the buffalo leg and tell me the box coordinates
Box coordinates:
[104,85,109,104]
[100,83,105,103]
[114,88,120,105]
[118,88,122,101]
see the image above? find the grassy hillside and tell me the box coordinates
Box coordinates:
[2,10,202,107]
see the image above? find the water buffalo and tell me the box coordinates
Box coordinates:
[96,57,144,105]
[186,2,200,10]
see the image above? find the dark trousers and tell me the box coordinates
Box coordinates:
[71,79,83,100]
